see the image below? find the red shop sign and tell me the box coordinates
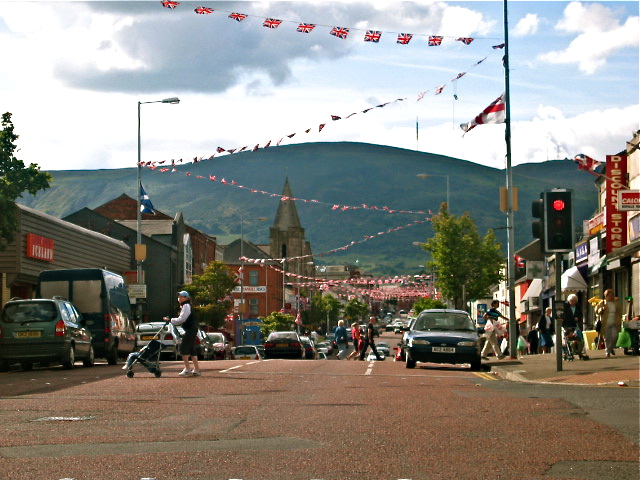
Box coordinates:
[26,233,55,262]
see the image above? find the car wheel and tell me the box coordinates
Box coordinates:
[83,345,95,368]
[470,357,482,371]
[106,345,118,365]
[62,346,75,369]
[405,351,416,369]
[21,360,33,371]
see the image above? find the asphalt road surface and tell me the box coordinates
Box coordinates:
[0,334,637,480]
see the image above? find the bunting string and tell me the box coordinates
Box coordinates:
[161,1,502,47]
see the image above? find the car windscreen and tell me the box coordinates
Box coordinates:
[267,332,298,341]
[235,347,256,354]
[207,333,225,343]
[136,323,167,333]
[1,302,57,323]
[413,313,475,332]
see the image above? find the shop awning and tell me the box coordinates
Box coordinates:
[561,266,588,292]
[523,279,543,299]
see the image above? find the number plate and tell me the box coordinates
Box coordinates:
[432,346,455,353]
[141,335,154,341]
[16,331,42,338]
[276,343,288,348]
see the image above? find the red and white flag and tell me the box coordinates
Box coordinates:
[459,93,506,134]
[397,33,413,44]
[574,154,601,174]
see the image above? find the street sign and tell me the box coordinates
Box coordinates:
[618,190,640,211]
[127,284,147,299]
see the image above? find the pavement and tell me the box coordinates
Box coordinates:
[487,347,640,386]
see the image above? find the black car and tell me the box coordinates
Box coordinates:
[403,309,482,371]
[263,331,305,359]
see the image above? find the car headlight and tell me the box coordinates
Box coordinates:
[410,338,430,346]
[457,341,477,347]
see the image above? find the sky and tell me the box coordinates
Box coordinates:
[1,0,638,173]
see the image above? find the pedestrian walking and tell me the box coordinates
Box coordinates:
[164,290,201,377]
[594,289,622,358]
[347,322,361,360]
[334,320,349,360]
[481,300,507,360]
[537,307,555,354]
[527,322,539,354]
[359,316,383,361]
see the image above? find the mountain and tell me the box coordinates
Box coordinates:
[18,142,596,275]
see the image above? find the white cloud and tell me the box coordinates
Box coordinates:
[538,2,639,74]
[513,13,539,37]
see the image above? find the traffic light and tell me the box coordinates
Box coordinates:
[531,195,545,247]
[544,190,574,252]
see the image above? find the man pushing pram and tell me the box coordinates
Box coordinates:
[562,294,588,361]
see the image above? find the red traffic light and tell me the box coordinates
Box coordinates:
[552,199,565,211]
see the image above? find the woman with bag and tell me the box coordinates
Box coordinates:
[481,300,507,360]
[594,289,622,358]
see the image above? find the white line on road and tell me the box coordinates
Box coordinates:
[364,361,374,375]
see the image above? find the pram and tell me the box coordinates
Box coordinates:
[562,327,589,361]
[123,322,169,378]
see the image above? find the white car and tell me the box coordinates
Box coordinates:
[135,322,180,360]
[376,342,390,356]
[232,345,264,360]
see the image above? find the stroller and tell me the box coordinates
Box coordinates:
[562,327,590,361]
[123,322,170,378]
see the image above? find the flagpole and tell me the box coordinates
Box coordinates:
[503,0,518,360]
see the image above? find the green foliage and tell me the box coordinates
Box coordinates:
[422,204,504,310]
[0,112,51,251]
[188,261,237,328]
[343,297,369,322]
[412,297,447,314]
[259,311,295,338]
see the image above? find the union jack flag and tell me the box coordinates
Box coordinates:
[574,154,601,173]
[161,1,180,9]
[397,33,412,44]
[194,6,213,15]
[263,18,282,29]
[434,85,445,95]
[229,12,247,22]
[428,36,443,46]
[514,255,525,268]
[330,27,349,39]
[364,30,381,43]
[454,72,466,80]
[456,37,474,45]
[297,23,316,33]
[492,43,505,49]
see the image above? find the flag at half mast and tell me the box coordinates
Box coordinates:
[460,93,506,135]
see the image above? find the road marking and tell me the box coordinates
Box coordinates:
[220,365,244,373]
[364,361,374,375]
[473,372,499,381]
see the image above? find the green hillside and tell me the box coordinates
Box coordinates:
[18,142,597,275]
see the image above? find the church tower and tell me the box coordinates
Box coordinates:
[269,178,314,280]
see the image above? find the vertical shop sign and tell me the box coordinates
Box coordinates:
[605,155,628,253]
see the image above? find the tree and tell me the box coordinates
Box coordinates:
[343,297,369,323]
[260,311,295,338]
[0,112,51,251]
[421,203,504,310]
[188,261,237,329]
[412,297,447,314]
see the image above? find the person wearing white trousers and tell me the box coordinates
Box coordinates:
[595,289,622,358]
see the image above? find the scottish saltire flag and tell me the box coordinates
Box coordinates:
[140,184,156,215]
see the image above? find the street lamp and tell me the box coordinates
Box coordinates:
[417,173,450,213]
[136,97,180,285]
[239,216,267,344]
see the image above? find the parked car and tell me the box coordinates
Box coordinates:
[317,351,327,360]
[206,332,231,359]
[0,297,94,371]
[263,331,305,359]
[403,309,482,371]
[135,321,179,360]
[315,341,331,356]
[300,336,317,359]
[376,341,390,357]
[195,329,214,360]
[232,345,264,360]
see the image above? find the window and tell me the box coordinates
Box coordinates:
[249,298,259,315]
[249,270,259,286]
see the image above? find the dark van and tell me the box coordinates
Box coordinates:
[37,269,136,364]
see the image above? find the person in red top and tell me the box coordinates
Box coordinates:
[347,322,361,360]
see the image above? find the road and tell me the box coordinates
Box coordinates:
[0,332,637,480]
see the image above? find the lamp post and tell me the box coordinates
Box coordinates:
[136,97,180,291]
[239,216,267,345]
[416,173,450,213]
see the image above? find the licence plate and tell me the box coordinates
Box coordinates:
[16,331,42,338]
[276,344,288,348]
[432,346,455,353]
[141,335,154,341]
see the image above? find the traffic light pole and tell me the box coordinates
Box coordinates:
[503,0,518,359]
[554,255,563,371]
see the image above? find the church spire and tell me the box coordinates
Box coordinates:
[272,177,302,230]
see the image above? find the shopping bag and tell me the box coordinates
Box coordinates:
[616,329,632,348]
